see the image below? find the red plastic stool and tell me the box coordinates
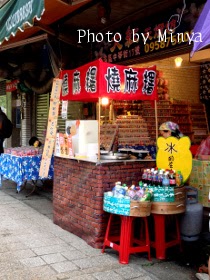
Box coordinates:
[102,214,151,264]
[150,214,182,260]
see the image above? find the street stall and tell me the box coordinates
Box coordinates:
[53,59,157,248]
[52,59,194,258]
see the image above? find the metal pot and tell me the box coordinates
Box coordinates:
[99,151,130,160]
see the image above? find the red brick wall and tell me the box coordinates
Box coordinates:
[53,157,155,248]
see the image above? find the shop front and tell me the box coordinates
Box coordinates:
[52,1,210,249]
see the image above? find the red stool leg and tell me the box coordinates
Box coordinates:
[102,214,113,253]
[153,214,166,260]
[119,216,134,264]
[175,215,182,252]
[143,217,151,261]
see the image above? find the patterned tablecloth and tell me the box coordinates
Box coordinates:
[0,154,54,191]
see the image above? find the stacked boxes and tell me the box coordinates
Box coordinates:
[116,115,151,146]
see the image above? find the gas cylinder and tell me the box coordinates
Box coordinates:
[180,186,203,241]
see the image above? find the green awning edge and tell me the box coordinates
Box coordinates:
[0,0,45,45]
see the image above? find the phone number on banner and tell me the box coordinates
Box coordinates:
[144,32,190,53]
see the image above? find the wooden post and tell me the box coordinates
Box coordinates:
[98,97,101,161]
[155,100,158,140]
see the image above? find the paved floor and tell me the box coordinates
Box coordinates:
[0,179,199,280]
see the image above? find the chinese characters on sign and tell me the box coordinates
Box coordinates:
[62,73,69,96]
[143,70,156,95]
[92,1,205,63]
[85,66,97,92]
[60,59,157,101]
[156,136,192,183]
[39,78,62,178]
[54,133,73,158]
[61,100,68,119]
[73,70,81,95]
[105,66,120,93]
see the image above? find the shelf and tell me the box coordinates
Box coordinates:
[172,103,189,106]
[114,101,207,144]
[189,103,208,144]
[171,113,190,115]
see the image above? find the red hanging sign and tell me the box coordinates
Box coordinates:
[60,59,157,101]
[6,79,18,92]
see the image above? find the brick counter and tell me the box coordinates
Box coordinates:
[53,157,155,248]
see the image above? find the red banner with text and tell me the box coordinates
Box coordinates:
[60,59,157,101]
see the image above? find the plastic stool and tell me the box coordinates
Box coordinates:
[102,214,151,264]
[150,214,182,260]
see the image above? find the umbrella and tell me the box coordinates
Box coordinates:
[190,0,210,57]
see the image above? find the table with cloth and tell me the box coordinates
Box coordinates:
[0,153,54,194]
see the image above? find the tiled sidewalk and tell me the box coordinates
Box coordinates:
[0,181,159,280]
[0,180,197,280]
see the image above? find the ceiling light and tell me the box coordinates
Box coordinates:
[174,57,183,67]
[101,17,107,24]
[101,97,109,106]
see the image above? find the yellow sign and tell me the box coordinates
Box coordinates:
[156,136,192,183]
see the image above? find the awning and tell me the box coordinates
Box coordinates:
[0,0,45,45]
[60,59,157,101]
[190,0,210,57]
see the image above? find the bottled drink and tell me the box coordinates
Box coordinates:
[176,171,183,187]
[140,190,153,201]
[151,170,156,186]
[112,181,121,196]
[151,170,158,186]
[136,186,144,199]
[162,172,169,187]
[142,169,148,183]
[139,181,143,188]
[147,170,152,186]
[157,170,163,186]
[169,170,176,187]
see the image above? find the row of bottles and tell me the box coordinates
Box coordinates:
[111,181,153,202]
[141,168,183,187]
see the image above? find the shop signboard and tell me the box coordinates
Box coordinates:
[54,132,73,158]
[6,80,18,92]
[60,59,157,101]
[90,1,206,63]
[0,0,45,45]
[156,136,192,183]
[39,78,62,178]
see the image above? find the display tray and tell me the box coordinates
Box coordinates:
[151,201,186,214]
[151,186,186,214]
[103,193,151,217]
